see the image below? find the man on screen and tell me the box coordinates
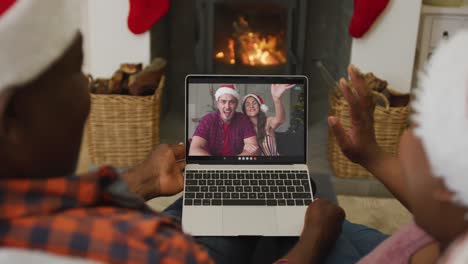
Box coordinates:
[189,84,260,156]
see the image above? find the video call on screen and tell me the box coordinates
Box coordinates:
[187,82,305,160]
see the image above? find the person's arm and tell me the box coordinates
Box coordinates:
[328,64,410,209]
[269,84,295,130]
[360,148,408,209]
[189,136,211,156]
[277,199,346,264]
[121,144,186,201]
[238,136,260,156]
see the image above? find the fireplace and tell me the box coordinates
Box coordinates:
[195,0,307,74]
[151,1,353,122]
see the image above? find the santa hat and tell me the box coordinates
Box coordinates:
[215,84,240,101]
[0,0,80,93]
[412,30,468,209]
[243,93,269,113]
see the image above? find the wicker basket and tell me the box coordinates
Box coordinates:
[86,75,165,167]
[328,91,409,179]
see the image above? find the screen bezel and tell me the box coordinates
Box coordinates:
[185,74,308,164]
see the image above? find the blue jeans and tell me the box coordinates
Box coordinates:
[163,198,388,264]
[323,221,388,264]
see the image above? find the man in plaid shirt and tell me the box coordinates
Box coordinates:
[189,84,260,157]
[0,1,346,263]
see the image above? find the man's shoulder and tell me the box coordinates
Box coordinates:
[200,112,218,123]
[234,111,246,118]
[234,112,250,123]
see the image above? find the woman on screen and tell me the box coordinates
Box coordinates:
[242,84,295,156]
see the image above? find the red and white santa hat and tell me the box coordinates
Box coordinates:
[215,84,240,101]
[0,0,80,92]
[413,30,468,209]
[243,93,269,113]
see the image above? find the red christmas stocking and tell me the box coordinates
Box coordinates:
[0,0,16,16]
[349,0,390,38]
[128,0,170,34]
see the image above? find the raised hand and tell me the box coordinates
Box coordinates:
[328,65,380,166]
[271,83,295,100]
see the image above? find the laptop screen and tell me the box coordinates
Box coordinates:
[186,75,307,164]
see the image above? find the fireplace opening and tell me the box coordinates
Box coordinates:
[195,0,306,75]
[150,1,353,124]
[213,4,287,67]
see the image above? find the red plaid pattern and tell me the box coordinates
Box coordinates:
[0,167,213,264]
[193,111,256,156]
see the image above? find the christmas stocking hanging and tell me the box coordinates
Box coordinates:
[128,0,170,34]
[349,0,390,38]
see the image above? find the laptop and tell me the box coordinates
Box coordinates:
[183,75,313,236]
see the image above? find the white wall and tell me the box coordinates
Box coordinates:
[80,0,150,77]
[350,0,422,93]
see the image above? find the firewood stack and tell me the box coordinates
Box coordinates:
[89,58,166,96]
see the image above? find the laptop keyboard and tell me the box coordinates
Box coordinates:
[184,170,313,206]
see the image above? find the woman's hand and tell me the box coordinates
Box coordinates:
[271,84,295,100]
[328,65,381,167]
[329,65,411,209]
[269,84,295,130]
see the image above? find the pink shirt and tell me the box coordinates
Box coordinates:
[358,222,434,264]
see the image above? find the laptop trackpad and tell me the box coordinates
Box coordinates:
[222,207,277,236]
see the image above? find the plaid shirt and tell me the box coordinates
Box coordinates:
[193,111,256,156]
[0,167,213,264]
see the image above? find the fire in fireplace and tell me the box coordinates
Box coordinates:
[195,0,307,75]
[214,16,287,66]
